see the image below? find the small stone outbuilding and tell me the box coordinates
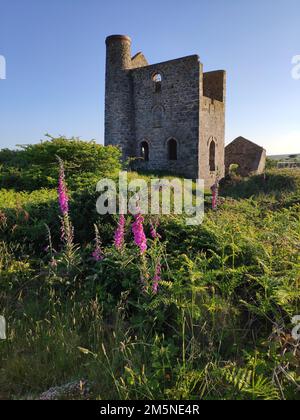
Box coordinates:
[225,136,266,177]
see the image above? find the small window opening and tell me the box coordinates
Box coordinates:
[141,141,149,162]
[209,140,216,172]
[168,138,178,161]
[152,73,162,93]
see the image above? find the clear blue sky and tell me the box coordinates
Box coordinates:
[0,0,299,154]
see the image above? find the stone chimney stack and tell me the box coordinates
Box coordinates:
[105,35,134,157]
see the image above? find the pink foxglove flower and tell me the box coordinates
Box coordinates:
[92,248,104,262]
[58,158,69,216]
[57,157,74,248]
[114,214,126,251]
[211,178,219,211]
[152,262,162,294]
[150,221,161,240]
[132,213,147,254]
[92,225,104,261]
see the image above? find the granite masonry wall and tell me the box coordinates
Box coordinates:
[199,70,226,186]
[131,55,201,179]
[199,97,225,186]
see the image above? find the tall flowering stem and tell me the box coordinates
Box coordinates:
[45,224,58,271]
[58,158,69,216]
[114,214,126,251]
[92,224,104,261]
[211,178,220,211]
[132,213,147,254]
[57,157,74,251]
[152,261,162,294]
[150,220,161,240]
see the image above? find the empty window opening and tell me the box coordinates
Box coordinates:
[168,138,178,161]
[209,140,216,171]
[152,73,162,93]
[141,141,149,162]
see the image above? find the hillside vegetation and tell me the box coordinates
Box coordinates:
[0,138,299,400]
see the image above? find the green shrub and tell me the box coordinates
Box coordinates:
[265,158,277,170]
[221,169,300,200]
[0,136,122,191]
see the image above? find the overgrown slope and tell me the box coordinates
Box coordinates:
[0,142,299,400]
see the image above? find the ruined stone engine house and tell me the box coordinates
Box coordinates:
[105,34,226,186]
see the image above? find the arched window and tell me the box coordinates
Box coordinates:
[209,140,216,172]
[168,138,178,161]
[152,105,164,128]
[152,72,162,93]
[141,141,149,162]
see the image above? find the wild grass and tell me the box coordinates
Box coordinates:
[0,156,299,400]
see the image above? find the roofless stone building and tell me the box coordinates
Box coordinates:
[225,136,266,177]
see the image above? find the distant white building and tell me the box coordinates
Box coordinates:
[277,161,300,169]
